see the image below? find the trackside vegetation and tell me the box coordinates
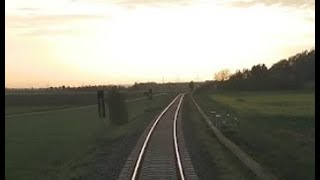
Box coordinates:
[194,91,314,180]
[5,92,176,180]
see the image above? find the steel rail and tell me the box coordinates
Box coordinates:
[173,93,186,180]
[130,94,181,180]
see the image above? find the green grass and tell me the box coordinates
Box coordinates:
[5,107,103,180]
[5,93,176,180]
[209,91,314,118]
[5,92,165,115]
[183,96,257,180]
[194,90,315,180]
[5,105,77,115]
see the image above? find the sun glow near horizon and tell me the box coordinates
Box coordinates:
[5,0,314,88]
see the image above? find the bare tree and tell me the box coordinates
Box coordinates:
[214,69,231,81]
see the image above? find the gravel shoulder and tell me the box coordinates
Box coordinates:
[75,112,162,180]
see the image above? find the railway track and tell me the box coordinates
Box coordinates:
[118,93,198,180]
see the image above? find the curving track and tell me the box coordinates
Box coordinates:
[118,93,198,180]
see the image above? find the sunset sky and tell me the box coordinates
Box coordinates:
[5,0,314,88]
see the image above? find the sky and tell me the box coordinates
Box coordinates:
[5,0,315,88]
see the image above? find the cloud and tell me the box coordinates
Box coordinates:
[226,0,314,8]
[71,0,314,9]
[21,28,83,36]
[6,13,108,37]
[71,0,192,8]
[16,7,39,11]
[6,14,107,28]
[118,0,191,5]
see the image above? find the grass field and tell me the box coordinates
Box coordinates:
[194,90,315,180]
[5,92,164,115]
[182,96,257,180]
[5,92,176,180]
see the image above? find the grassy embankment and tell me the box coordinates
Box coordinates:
[193,91,314,180]
[5,92,176,180]
[182,95,258,180]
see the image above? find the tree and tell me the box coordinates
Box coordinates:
[229,70,244,81]
[132,82,139,90]
[250,64,268,79]
[214,69,231,81]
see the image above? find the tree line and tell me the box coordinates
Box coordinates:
[197,49,315,92]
